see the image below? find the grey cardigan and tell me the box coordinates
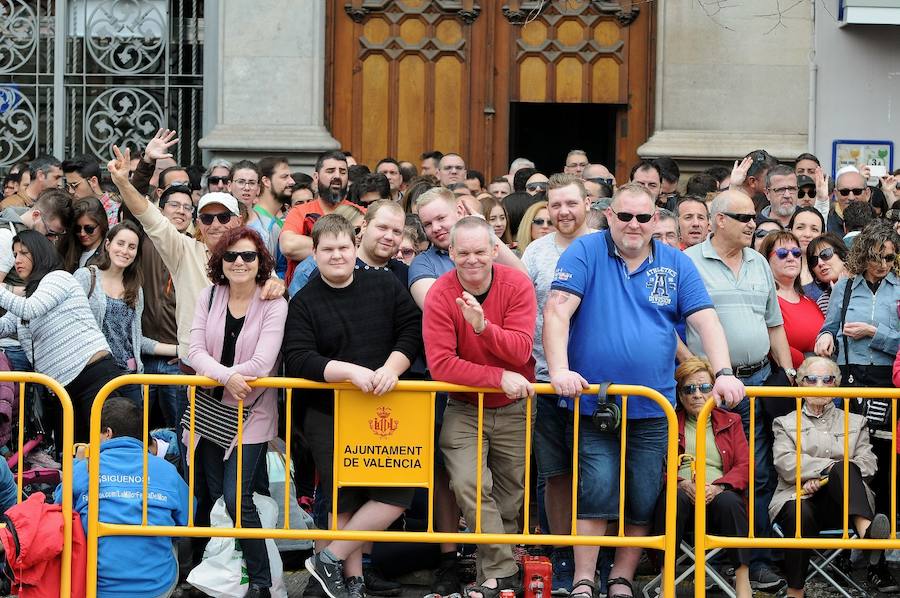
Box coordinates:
[73,266,157,373]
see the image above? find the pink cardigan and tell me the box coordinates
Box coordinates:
[187,284,287,455]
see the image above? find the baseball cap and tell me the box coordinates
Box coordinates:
[797,175,815,188]
[197,192,240,216]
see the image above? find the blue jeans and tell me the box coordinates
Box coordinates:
[142,356,188,429]
[1,346,31,372]
[731,362,776,570]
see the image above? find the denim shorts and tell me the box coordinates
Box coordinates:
[568,416,668,525]
[533,394,573,478]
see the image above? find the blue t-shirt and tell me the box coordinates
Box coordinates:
[408,245,453,288]
[551,231,713,418]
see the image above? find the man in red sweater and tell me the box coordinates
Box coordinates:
[423,216,537,598]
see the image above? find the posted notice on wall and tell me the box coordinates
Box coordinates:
[334,389,433,487]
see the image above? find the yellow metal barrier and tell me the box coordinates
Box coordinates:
[0,372,75,598]
[694,386,900,597]
[85,375,681,598]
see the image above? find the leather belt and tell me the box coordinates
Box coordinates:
[734,358,768,378]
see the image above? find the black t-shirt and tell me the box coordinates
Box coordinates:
[214,308,245,400]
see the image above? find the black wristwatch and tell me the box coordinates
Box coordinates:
[715,368,734,379]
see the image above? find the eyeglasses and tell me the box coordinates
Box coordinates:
[836,187,866,197]
[207,176,231,186]
[808,247,835,269]
[398,248,416,258]
[222,250,258,263]
[771,247,802,260]
[164,200,195,213]
[797,188,816,199]
[65,179,84,193]
[198,212,234,225]
[754,229,776,239]
[801,374,836,385]
[869,252,897,265]
[233,179,258,188]
[587,176,614,186]
[75,224,97,235]
[769,186,798,195]
[40,215,66,239]
[680,383,713,395]
[532,218,553,227]
[722,212,755,223]
[609,207,653,223]
[526,182,549,192]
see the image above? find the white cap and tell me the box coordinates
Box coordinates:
[835,165,860,178]
[197,192,240,216]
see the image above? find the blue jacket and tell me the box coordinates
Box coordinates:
[54,436,190,598]
[820,273,900,367]
[0,457,16,515]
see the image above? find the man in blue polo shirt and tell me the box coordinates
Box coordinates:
[543,183,745,598]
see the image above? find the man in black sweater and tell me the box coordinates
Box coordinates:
[283,214,422,598]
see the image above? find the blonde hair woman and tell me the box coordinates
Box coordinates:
[515,200,553,253]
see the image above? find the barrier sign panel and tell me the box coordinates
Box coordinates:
[335,389,432,486]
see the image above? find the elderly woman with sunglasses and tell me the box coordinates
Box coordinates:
[758,232,824,369]
[771,356,894,596]
[651,357,751,598]
[805,233,849,316]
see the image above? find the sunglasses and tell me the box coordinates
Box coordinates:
[869,252,897,265]
[526,182,548,192]
[532,218,553,227]
[198,212,234,225]
[836,187,866,197]
[722,211,755,223]
[222,250,258,263]
[586,177,614,186]
[808,246,836,269]
[771,247,802,260]
[754,229,775,239]
[75,224,98,235]
[680,383,714,395]
[610,207,653,223]
[801,374,836,385]
[797,188,816,199]
[208,176,231,185]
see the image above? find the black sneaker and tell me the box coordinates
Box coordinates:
[363,564,401,597]
[306,552,350,598]
[246,584,272,598]
[431,558,462,595]
[868,562,900,593]
[866,513,891,566]
[749,564,786,592]
[347,576,367,598]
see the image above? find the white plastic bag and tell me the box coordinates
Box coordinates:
[267,450,314,552]
[187,494,288,598]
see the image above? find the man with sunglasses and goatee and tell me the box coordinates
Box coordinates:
[544,182,744,598]
[683,188,793,593]
[827,167,871,236]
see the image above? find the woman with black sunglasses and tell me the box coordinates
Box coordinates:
[805,233,849,315]
[72,197,109,268]
[759,231,824,369]
[751,217,783,251]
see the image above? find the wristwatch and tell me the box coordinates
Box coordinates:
[714,368,734,379]
[785,368,797,378]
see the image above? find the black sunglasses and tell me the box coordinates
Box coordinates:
[754,229,776,239]
[836,187,865,197]
[808,247,835,269]
[680,383,713,395]
[587,176,614,186]
[222,250,258,263]
[208,175,231,185]
[76,224,98,235]
[723,212,755,223]
[797,188,816,199]
[772,247,802,260]
[526,182,548,192]
[801,374,836,385]
[532,218,553,227]
[198,212,234,225]
[610,207,653,223]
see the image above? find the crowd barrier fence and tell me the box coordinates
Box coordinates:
[694,386,900,597]
[83,375,681,598]
[0,372,75,598]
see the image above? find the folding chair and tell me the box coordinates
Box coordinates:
[641,541,737,598]
[772,523,868,598]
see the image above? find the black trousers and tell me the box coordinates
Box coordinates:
[64,355,125,443]
[653,486,751,567]
[776,462,873,590]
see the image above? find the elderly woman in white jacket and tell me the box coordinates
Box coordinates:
[771,356,892,597]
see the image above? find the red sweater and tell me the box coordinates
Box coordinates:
[423,264,536,408]
[778,294,825,368]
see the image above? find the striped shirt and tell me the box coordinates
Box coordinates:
[0,270,110,385]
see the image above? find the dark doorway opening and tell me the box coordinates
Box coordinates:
[508,102,619,175]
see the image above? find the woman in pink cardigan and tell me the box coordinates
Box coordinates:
[188,226,287,597]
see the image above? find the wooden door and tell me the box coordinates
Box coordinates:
[326,0,654,182]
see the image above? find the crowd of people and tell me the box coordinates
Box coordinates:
[2,138,900,598]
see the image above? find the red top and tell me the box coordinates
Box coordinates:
[778,294,825,368]
[423,263,537,408]
[282,198,364,283]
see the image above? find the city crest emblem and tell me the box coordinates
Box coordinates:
[369,406,399,437]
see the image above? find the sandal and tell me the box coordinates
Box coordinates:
[606,576,633,598]
[569,578,596,598]
[466,573,520,598]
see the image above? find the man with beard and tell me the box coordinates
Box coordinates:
[756,165,798,228]
[281,151,359,284]
[252,157,294,256]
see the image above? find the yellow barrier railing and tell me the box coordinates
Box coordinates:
[694,386,900,597]
[0,372,75,598]
[85,375,681,598]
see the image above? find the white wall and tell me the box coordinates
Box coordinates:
[813,13,900,174]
